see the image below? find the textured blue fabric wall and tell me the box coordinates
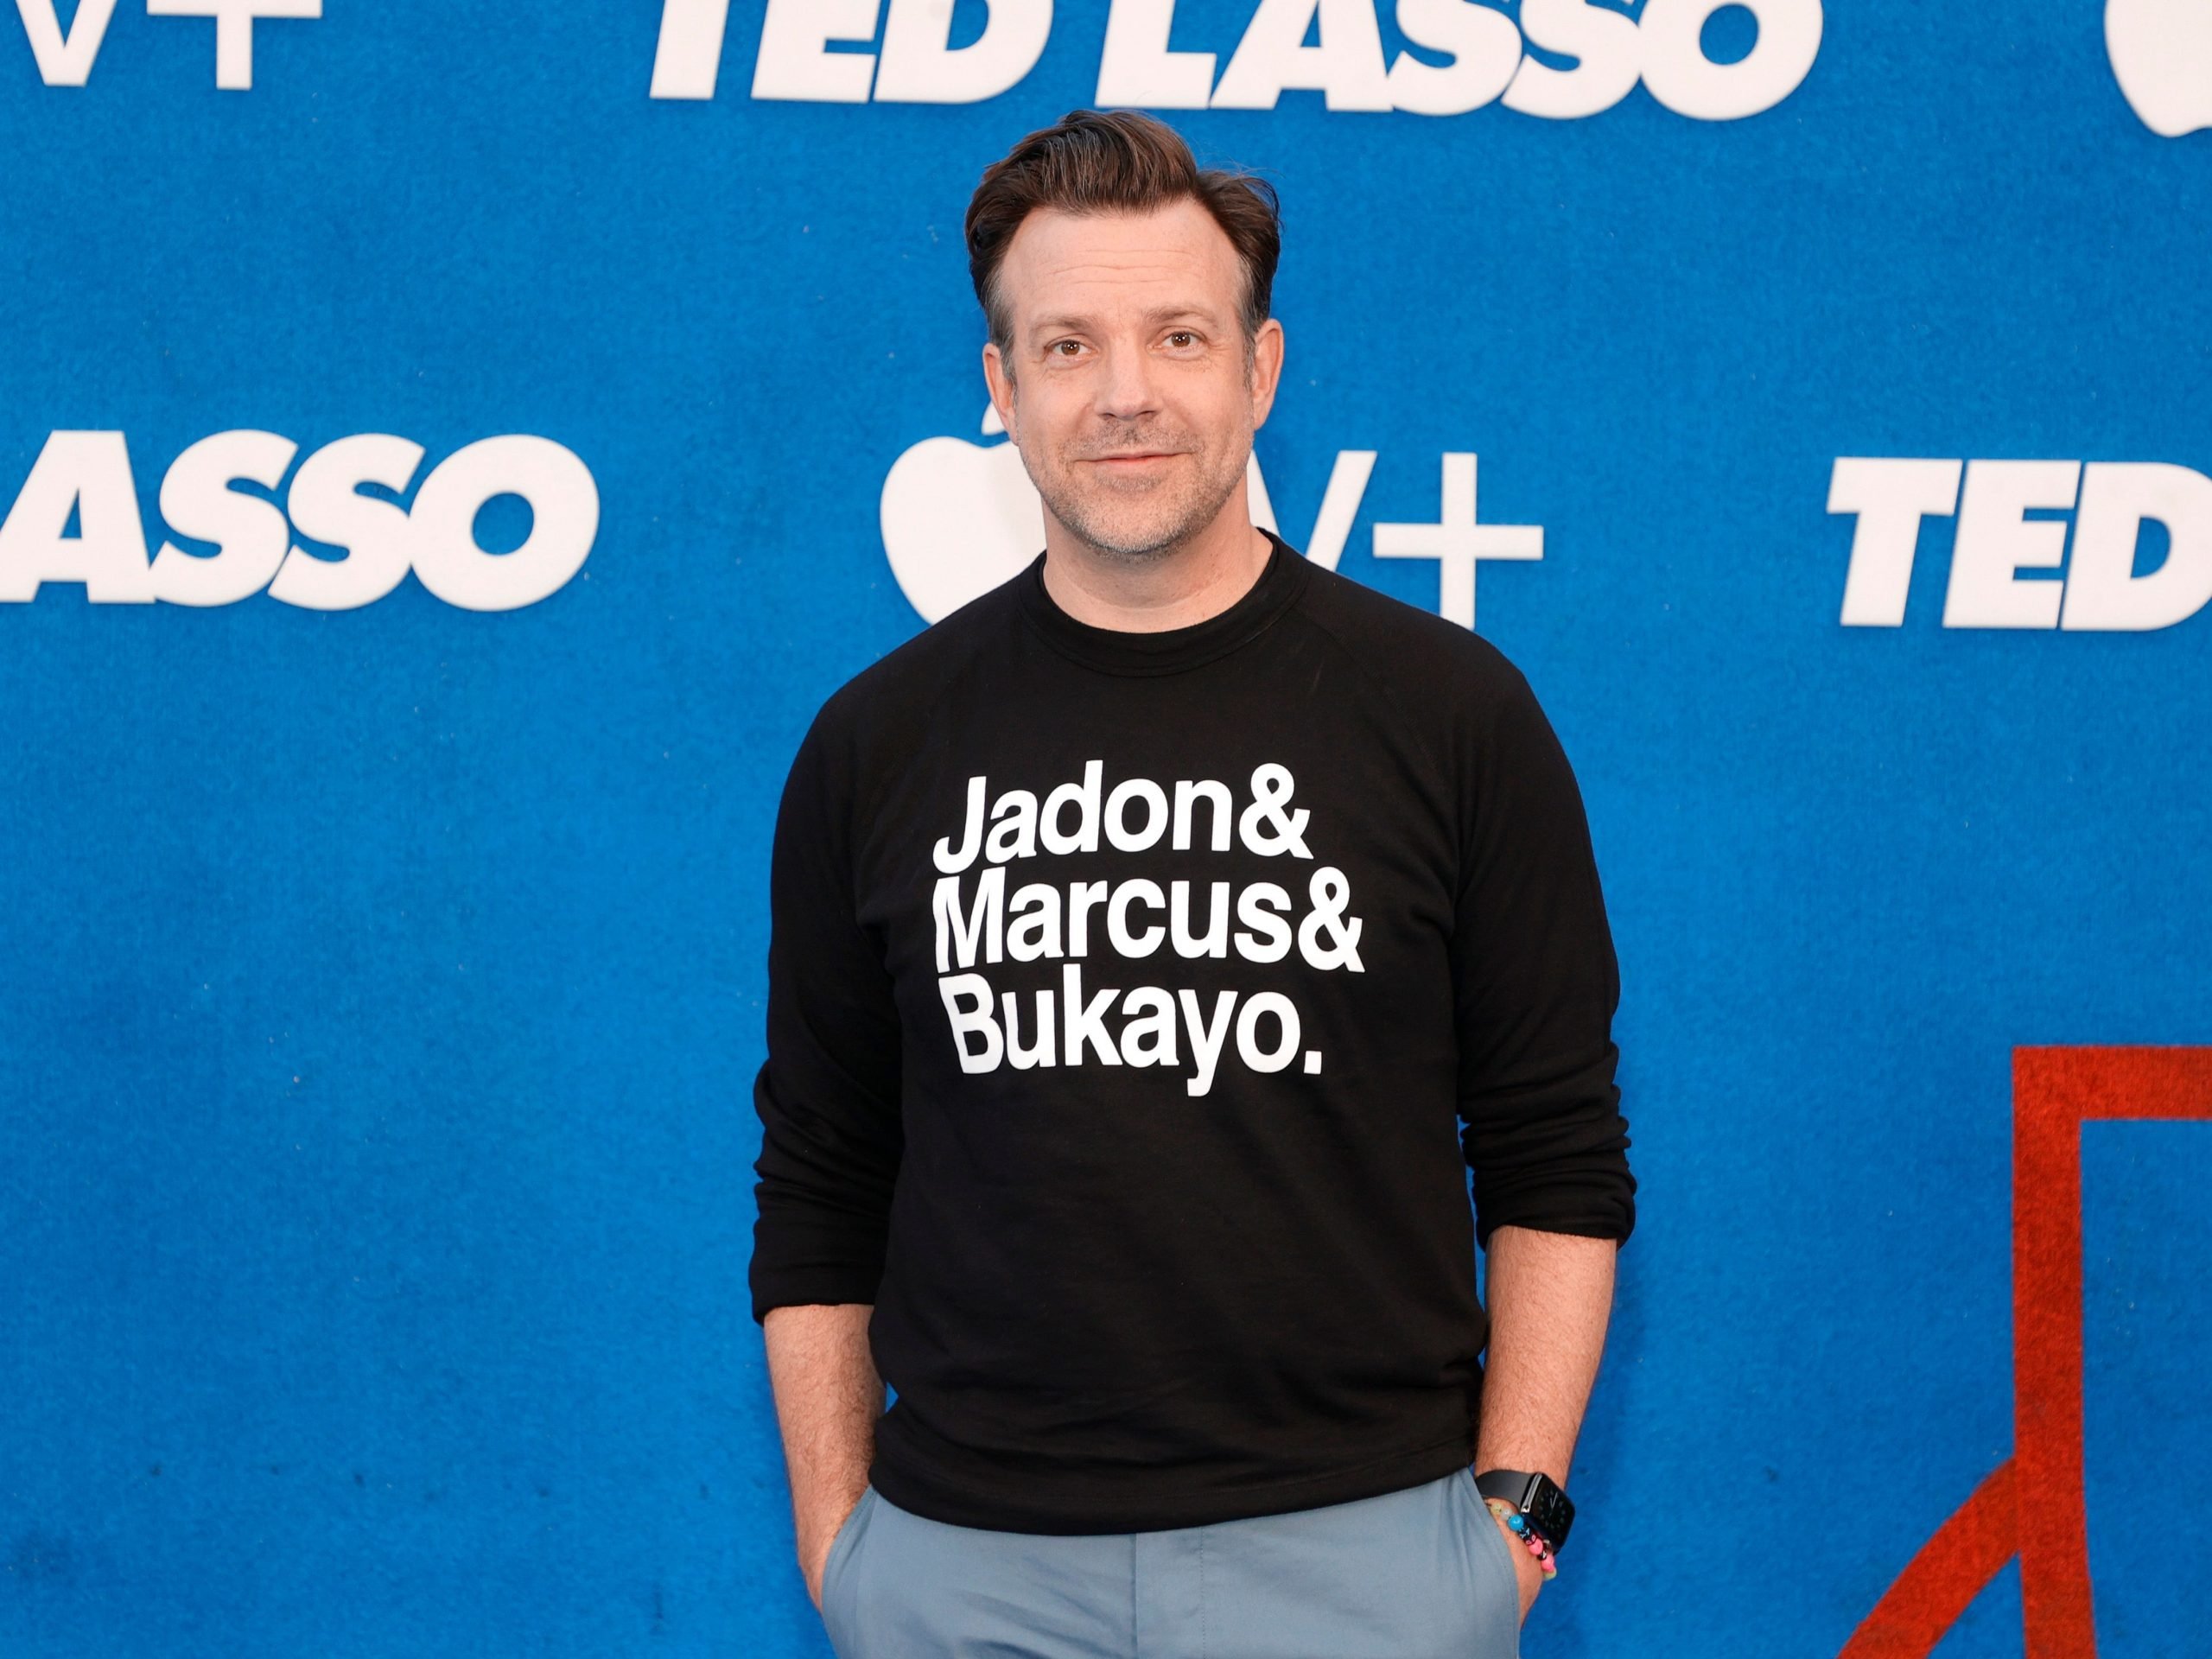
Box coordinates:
[2,3,2206,1655]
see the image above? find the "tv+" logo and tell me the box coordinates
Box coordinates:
[880,405,1545,631]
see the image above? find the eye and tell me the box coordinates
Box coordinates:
[1166,331,1198,348]
[1049,339,1084,357]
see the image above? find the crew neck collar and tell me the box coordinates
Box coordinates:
[1015,528,1312,677]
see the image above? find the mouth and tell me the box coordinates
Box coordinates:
[1084,452,1183,470]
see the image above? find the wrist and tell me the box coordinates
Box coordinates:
[1483,1496,1560,1580]
[1472,1466,1575,1557]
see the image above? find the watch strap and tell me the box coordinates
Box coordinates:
[1473,1468,1541,1507]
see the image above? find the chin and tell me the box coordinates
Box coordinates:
[1050,479,1238,564]
[1070,511,1205,563]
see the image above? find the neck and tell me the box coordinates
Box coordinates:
[1040,485,1273,633]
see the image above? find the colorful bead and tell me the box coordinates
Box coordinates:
[1482,1495,1560,1580]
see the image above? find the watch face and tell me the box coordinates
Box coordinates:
[1529,1480,1574,1550]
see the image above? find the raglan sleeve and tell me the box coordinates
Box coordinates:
[747,701,906,1323]
[1449,658,1637,1251]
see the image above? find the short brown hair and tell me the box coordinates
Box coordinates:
[964,109,1281,358]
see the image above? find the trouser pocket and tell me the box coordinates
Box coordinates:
[1457,1467,1522,1657]
[818,1487,878,1656]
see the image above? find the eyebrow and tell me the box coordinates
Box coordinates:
[1027,305,1223,340]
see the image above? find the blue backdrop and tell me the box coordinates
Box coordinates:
[3,3,2207,1656]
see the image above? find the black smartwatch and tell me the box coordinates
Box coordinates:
[1473,1468,1575,1554]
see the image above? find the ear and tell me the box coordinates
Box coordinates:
[1248,317,1286,432]
[982,340,1017,442]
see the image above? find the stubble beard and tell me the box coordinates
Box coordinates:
[1026,423,1251,565]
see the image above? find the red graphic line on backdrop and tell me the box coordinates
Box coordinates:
[1838,1459,2017,1659]
[1837,1046,2212,1659]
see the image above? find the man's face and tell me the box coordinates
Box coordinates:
[982,199,1284,563]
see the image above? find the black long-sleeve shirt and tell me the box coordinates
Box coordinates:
[749,531,1636,1535]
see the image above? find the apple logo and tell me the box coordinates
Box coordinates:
[880,404,1279,625]
[2106,0,2212,137]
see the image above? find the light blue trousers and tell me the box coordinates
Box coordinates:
[818,1465,1523,1659]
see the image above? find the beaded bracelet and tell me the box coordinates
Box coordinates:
[1483,1495,1560,1580]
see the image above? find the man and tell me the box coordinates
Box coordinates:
[750,109,1635,1658]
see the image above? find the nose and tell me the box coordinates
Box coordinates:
[1092,339,1162,423]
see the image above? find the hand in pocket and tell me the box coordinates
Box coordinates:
[805,1484,872,1612]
